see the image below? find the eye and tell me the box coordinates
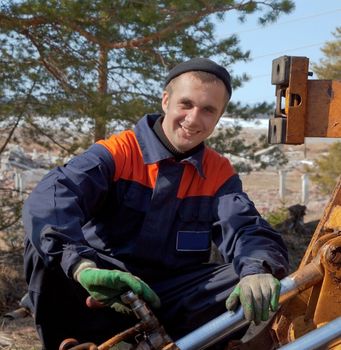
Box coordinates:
[180,101,193,109]
[204,106,215,114]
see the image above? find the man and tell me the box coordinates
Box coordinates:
[23,58,289,349]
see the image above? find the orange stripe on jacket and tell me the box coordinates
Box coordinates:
[98,132,234,197]
[177,147,235,199]
[97,131,158,189]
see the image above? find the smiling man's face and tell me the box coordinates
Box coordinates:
[161,72,228,153]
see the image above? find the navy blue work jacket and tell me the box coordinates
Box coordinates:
[23,114,289,286]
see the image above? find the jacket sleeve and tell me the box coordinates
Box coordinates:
[212,174,289,280]
[22,144,115,277]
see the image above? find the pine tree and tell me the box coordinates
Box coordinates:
[312,27,341,79]
[306,142,341,195]
[1,0,294,149]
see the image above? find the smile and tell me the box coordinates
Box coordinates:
[180,125,200,136]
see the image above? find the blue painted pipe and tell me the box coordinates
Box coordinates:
[175,275,317,350]
[175,307,247,350]
[278,316,341,350]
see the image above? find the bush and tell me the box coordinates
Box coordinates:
[306,142,341,195]
[265,206,288,227]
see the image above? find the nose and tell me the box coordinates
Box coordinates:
[185,107,200,126]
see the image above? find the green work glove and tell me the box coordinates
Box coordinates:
[78,268,161,313]
[225,273,281,325]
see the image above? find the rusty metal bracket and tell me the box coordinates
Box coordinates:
[268,55,341,145]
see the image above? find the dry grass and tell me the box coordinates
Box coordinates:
[0,251,26,315]
[0,249,41,349]
[0,318,41,350]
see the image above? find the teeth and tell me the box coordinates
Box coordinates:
[181,125,198,135]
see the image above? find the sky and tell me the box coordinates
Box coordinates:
[215,0,341,105]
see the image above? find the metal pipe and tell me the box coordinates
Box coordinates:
[175,307,247,350]
[279,260,323,305]
[175,262,324,350]
[278,316,341,350]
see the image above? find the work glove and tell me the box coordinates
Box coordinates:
[225,273,281,325]
[78,268,161,314]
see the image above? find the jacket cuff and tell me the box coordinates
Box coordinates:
[61,244,99,278]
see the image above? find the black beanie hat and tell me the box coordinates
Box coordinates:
[165,57,232,98]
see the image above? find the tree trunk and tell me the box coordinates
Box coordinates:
[94,46,108,141]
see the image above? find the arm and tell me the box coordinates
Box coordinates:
[23,143,115,277]
[213,174,289,324]
[213,174,289,279]
[24,141,161,309]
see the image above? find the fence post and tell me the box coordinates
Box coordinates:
[301,173,309,205]
[14,171,23,199]
[279,170,286,201]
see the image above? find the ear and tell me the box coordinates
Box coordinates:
[161,91,169,114]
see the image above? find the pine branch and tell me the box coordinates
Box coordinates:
[26,116,77,155]
[0,77,39,155]
[22,29,75,94]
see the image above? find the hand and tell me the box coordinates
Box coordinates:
[225,273,280,325]
[78,268,160,313]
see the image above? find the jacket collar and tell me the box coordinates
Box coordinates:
[135,114,206,178]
